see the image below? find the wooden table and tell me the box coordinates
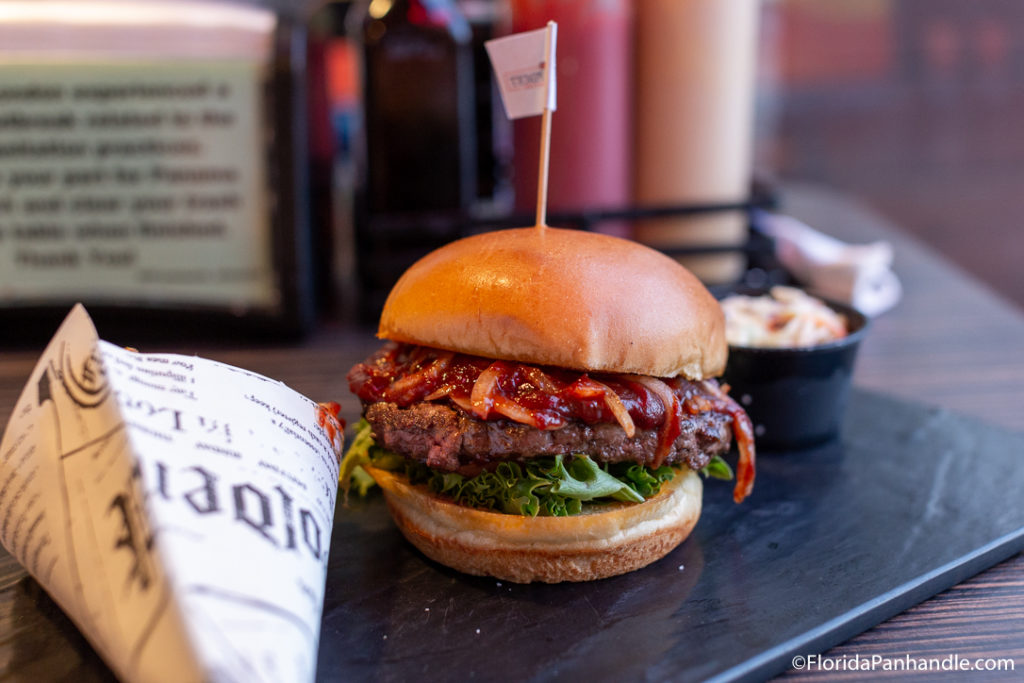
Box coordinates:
[1,184,1022,679]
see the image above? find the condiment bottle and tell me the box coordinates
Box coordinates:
[633,0,759,283]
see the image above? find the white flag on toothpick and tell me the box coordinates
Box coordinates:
[485,23,557,120]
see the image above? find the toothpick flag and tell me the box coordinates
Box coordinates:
[486,21,558,227]
[485,23,557,119]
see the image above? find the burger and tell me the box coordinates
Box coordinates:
[342,227,755,583]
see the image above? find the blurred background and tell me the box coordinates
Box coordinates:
[307,0,1023,320]
[760,0,1024,310]
[1,0,1021,339]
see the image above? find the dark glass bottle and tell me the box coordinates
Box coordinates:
[358,0,476,214]
[352,0,477,319]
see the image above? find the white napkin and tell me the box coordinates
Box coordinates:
[757,212,902,316]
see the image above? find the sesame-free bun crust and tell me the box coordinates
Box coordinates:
[365,465,702,583]
[378,227,727,379]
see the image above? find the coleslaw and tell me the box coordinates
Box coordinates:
[721,286,848,348]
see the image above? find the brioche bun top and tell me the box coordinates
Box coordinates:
[378,227,727,379]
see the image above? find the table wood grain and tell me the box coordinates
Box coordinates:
[0,183,1021,679]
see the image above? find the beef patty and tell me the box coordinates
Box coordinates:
[364,401,732,474]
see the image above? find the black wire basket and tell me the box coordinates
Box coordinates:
[353,182,792,321]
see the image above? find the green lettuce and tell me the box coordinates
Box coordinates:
[340,419,734,516]
[700,453,734,481]
[338,419,378,498]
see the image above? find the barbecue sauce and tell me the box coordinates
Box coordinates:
[348,342,757,502]
[353,343,708,431]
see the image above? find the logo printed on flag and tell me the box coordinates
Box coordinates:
[485,24,557,119]
[507,63,547,91]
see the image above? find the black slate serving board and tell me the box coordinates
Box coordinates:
[317,389,1024,682]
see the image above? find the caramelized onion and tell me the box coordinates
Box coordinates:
[626,375,681,468]
[565,376,604,399]
[423,384,454,401]
[700,380,756,503]
[731,413,756,503]
[382,351,453,403]
[522,366,560,394]
[449,394,473,414]
[493,396,564,430]
[576,376,635,438]
[470,361,504,419]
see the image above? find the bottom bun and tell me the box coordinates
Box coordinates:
[365,465,703,583]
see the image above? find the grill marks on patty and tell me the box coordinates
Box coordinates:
[364,401,732,474]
